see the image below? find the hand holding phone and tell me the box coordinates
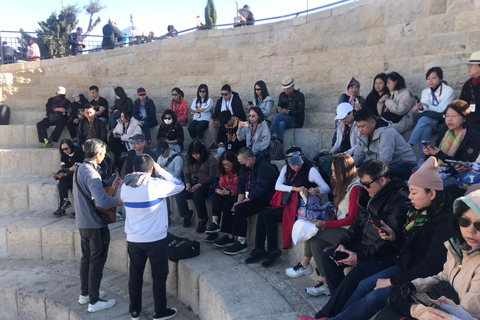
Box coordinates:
[332,251,349,261]
[421,141,432,148]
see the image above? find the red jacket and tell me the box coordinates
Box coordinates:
[171,98,188,123]
[219,170,239,197]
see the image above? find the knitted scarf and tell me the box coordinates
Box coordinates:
[403,202,444,233]
[438,128,466,166]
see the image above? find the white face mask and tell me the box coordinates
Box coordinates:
[115,95,120,99]
[164,119,173,125]
[74,96,80,102]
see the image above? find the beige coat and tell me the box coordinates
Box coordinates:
[377,89,415,134]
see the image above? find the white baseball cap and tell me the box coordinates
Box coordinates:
[334,102,354,120]
[56,86,66,95]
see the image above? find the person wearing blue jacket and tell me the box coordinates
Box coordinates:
[133,87,158,145]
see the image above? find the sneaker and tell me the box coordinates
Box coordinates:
[43,138,54,148]
[60,198,72,210]
[224,241,248,255]
[116,212,124,221]
[262,248,282,268]
[286,262,313,278]
[70,212,76,218]
[205,222,220,234]
[208,143,218,150]
[306,281,331,297]
[245,248,266,264]
[213,235,235,248]
[183,212,193,228]
[130,311,140,320]
[205,233,219,243]
[88,298,116,312]
[196,220,207,233]
[53,208,66,217]
[153,308,177,320]
[78,291,106,304]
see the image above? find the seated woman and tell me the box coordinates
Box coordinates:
[375,189,480,320]
[53,139,85,216]
[424,100,480,188]
[377,71,415,134]
[245,147,330,268]
[205,151,240,243]
[286,153,361,296]
[338,77,366,111]
[409,67,455,162]
[133,87,158,145]
[237,106,271,157]
[66,90,89,139]
[188,84,213,143]
[363,73,389,116]
[170,87,189,125]
[248,80,274,124]
[156,109,184,154]
[108,109,142,172]
[298,157,452,320]
[175,141,217,233]
[110,86,134,130]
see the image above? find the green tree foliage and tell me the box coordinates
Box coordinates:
[204,0,217,29]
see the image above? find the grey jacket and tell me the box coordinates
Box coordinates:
[352,118,417,167]
[73,160,118,229]
[331,121,360,155]
[157,150,184,180]
[237,120,271,154]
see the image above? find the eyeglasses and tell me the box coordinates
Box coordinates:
[221,93,229,96]
[199,90,206,93]
[360,176,382,188]
[61,148,69,151]
[248,114,257,118]
[443,114,462,119]
[255,88,261,91]
[132,141,144,144]
[458,216,480,232]
[172,93,179,96]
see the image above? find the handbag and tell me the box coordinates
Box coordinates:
[291,219,318,245]
[297,194,328,221]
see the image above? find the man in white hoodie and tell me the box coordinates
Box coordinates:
[121,154,184,320]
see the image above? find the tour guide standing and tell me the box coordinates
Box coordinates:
[121,154,185,320]
[73,139,122,313]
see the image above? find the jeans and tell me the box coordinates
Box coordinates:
[408,116,439,160]
[188,120,209,139]
[174,185,210,221]
[140,120,158,141]
[270,113,296,139]
[388,163,414,181]
[128,238,168,316]
[330,265,402,320]
[79,227,110,304]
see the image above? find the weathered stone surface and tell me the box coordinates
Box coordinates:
[42,220,75,260]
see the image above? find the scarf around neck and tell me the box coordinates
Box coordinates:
[438,128,467,166]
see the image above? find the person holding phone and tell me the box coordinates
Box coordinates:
[301,157,452,320]
[298,160,409,320]
[249,80,274,124]
[237,107,271,156]
[363,73,389,116]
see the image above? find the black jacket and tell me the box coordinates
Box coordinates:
[45,96,71,117]
[102,23,124,49]
[237,156,277,201]
[460,79,480,125]
[113,97,134,114]
[213,91,246,121]
[68,33,85,55]
[216,117,246,153]
[60,146,85,177]
[390,199,452,285]
[124,148,158,175]
[277,89,305,128]
[338,178,409,263]
[77,117,107,145]
[156,122,184,150]
[133,97,158,126]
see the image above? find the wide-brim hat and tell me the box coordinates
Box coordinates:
[466,51,480,64]
[282,76,294,89]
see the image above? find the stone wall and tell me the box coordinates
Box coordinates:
[1,0,480,126]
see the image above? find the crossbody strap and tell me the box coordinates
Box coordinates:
[74,168,99,213]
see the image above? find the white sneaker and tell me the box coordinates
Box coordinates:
[286,262,313,278]
[306,282,331,296]
[87,298,116,312]
[116,212,124,221]
[78,291,105,304]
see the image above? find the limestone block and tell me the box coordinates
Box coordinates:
[428,0,447,15]
[416,14,456,37]
[0,289,18,318]
[467,31,480,52]
[367,27,387,46]
[424,33,468,55]
[0,62,25,72]
[8,219,53,258]
[3,86,33,100]
[387,22,418,42]
[362,4,386,29]
[46,299,70,320]
[0,72,14,86]
[29,181,59,211]
[166,260,178,297]
[0,125,26,147]
[73,230,81,261]
[327,31,368,50]
[17,292,46,320]
[395,38,427,59]
[455,10,480,31]
[272,26,298,44]
[447,0,476,14]
[0,182,28,211]
[105,235,128,273]
[41,220,75,261]
[300,37,328,53]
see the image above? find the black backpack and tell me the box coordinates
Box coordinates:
[268,137,285,160]
[167,232,200,262]
[0,102,10,125]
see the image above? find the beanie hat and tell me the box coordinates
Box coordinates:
[408,157,443,191]
[137,87,147,95]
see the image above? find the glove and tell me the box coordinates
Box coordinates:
[386,284,416,316]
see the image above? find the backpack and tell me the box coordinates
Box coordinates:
[268,137,285,160]
[167,232,200,262]
[0,102,10,125]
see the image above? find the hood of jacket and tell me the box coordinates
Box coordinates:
[124,172,151,188]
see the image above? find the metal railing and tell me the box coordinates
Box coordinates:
[0,0,354,65]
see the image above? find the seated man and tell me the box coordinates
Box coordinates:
[308,160,409,320]
[213,147,277,255]
[270,76,305,145]
[352,109,417,180]
[36,86,71,147]
[156,140,183,180]
[209,84,246,150]
[124,134,157,176]
[133,87,158,145]
[215,111,246,159]
[89,85,109,123]
[77,104,107,145]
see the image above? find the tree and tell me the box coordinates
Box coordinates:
[82,0,106,40]
[204,0,217,29]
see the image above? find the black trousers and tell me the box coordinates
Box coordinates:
[211,193,235,223]
[79,227,110,304]
[128,238,169,316]
[255,207,284,251]
[57,175,73,203]
[220,197,271,237]
[375,305,415,320]
[107,137,127,172]
[36,117,68,142]
[66,118,78,139]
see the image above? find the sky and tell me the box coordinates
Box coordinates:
[1,0,349,39]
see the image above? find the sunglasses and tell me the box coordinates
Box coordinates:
[61,148,69,151]
[255,88,261,91]
[221,93,229,96]
[164,117,172,120]
[458,216,480,232]
[360,176,382,189]
[138,94,146,96]
[132,141,144,144]
[172,93,179,96]
[199,90,206,93]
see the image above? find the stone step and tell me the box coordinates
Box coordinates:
[0,258,199,320]
[0,174,59,211]
[0,148,60,175]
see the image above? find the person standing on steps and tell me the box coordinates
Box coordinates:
[121,154,184,320]
[73,139,122,313]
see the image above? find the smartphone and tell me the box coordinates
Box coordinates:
[215,186,223,190]
[414,96,420,104]
[444,159,459,165]
[421,141,432,148]
[370,217,386,233]
[331,251,349,261]
[248,101,253,105]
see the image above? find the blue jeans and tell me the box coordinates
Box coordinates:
[141,120,157,141]
[188,120,209,140]
[408,116,439,160]
[270,113,296,139]
[330,265,402,320]
[388,163,414,181]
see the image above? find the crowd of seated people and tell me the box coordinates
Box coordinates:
[38,54,480,320]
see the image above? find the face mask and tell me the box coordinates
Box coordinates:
[115,95,120,99]
[164,119,173,125]
[74,96,80,102]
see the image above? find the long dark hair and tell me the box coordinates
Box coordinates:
[77,94,89,106]
[186,140,210,165]
[386,72,406,91]
[172,87,184,99]
[218,150,240,176]
[59,138,75,154]
[254,80,269,105]
[161,109,178,125]
[370,73,389,97]
[114,86,127,104]
[196,84,209,107]
[249,106,265,124]
[331,153,357,206]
